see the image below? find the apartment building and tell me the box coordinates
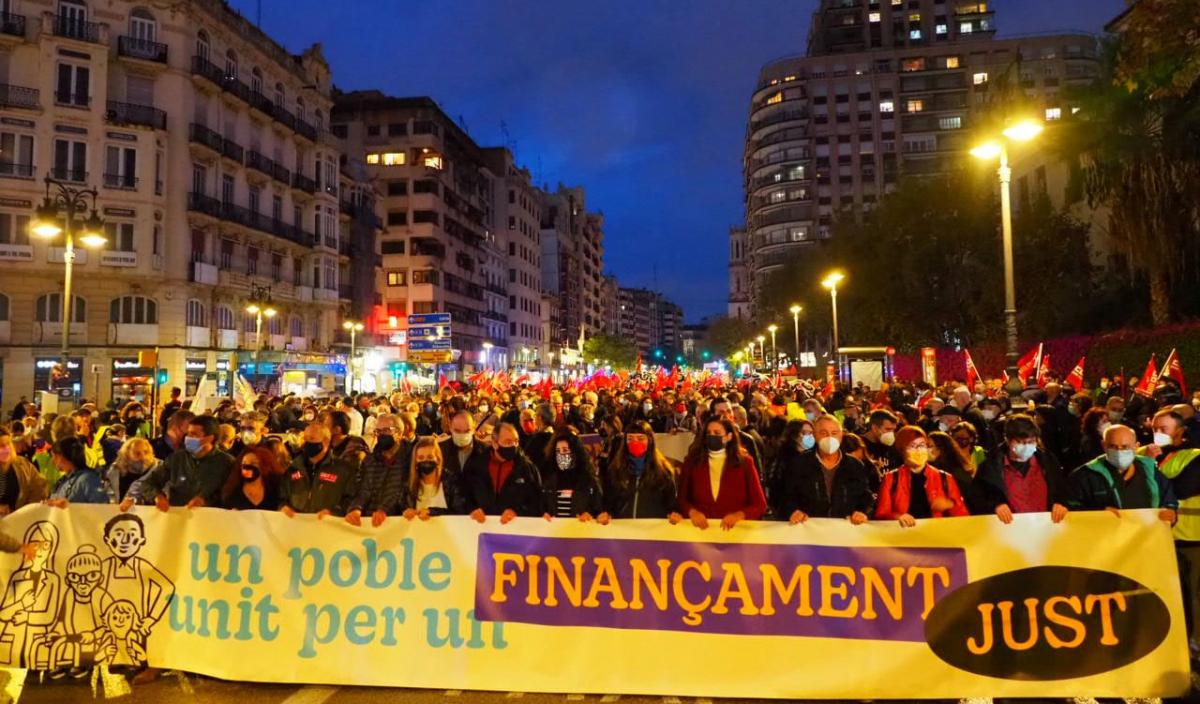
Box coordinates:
[539,185,605,350]
[617,287,683,359]
[332,92,496,371]
[482,147,542,368]
[0,0,359,408]
[739,0,1099,316]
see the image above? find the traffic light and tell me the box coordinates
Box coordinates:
[654,349,663,359]
[156,369,168,385]
[388,361,408,376]
[702,350,711,360]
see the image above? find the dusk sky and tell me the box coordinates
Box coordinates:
[232,0,1127,322]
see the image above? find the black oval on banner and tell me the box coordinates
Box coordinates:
[924,566,1170,680]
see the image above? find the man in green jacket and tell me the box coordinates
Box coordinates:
[122,416,235,510]
[281,423,356,519]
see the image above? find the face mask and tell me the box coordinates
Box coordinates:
[973,393,984,403]
[1106,448,1135,470]
[818,436,841,454]
[479,405,489,414]
[905,447,929,467]
[302,442,325,459]
[704,435,726,453]
[302,414,315,422]
[184,437,204,456]
[375,435,397,452]
[1010,441,1037,462]
[937,421,950,433]
[497,446,518,461]
[1153,432,1174,448]
[800,434,816,451]
[241,430,259,446]
[241,465,261,482]
[1108,411,1124,423]
[805,411,818,422]
[643,403,653,413]
[555,453,573,471]
[982,409,998,421]
[879,431,896,447]
[452,432,473,448]
[416,460,438,477]
[583,412,594,422]
[627,439,648,458]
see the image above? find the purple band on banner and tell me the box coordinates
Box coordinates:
[474,534,967,642]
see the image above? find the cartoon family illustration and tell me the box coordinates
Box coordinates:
[0,514,175,679]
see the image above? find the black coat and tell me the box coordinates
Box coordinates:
[971,448,1069,515]
[602,466,677,519]
[522,430,555,473]
[776,452,875,519]
[541,468,604,517]
[461,449,542,517]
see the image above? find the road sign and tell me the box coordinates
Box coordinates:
[406,313,453,366]
[407,325,451,340]
[407,313,451,327]
[409,350,452,364]
[409,339,452,351]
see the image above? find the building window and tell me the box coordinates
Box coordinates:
[935,23,948,35]
[195,30,210,61]
[186,299,207,327]
[1045,107,1062,121]
[366,152,405,166]
[110,296,157,325]
[412,270,439,285]
[56,63,90,107]
[973,72,988,85]
[960,22,973,33]
[290,316,303,337]
[766,92,783,105]
[906,99,924,112]
[387,271,406,286]
[939,116,962,129]
[0,293,7,322]
[52,139,87,182]
[215,306,234,330]
[421,151,443,169]
[104,222,135,251]
[0,213,30,246]
[945,56,960,69]
[879,100,895,113]
[901,58,925,72]
[36,294,86,323]
[0,131,34,177]
[868,12,881,22]
[909,29,922,40]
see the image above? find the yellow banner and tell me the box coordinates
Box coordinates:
[0,504,1188,699]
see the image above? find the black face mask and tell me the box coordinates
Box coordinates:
[375,435,396,453]
[416,460,438,476]
[302,442,325,459]
[497,446,518,461]
[705,436,726,453]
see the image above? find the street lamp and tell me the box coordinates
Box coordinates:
[789,304,803,368]
[822,271,845,366]
[767,324,779,371]
[482,341,493,371]
[971,118,1044,394]
[755,335,765,368]
[29,176,107,376]
[245,285,277,391]
[342,319,365,393]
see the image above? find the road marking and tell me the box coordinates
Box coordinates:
[600,696,621,703]
[444,690,463,697]
[281,686,340,704]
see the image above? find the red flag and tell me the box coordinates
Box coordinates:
[1037,353,1052,387]
[538,376,554,400]
[1065,357,1086,392]
[820,379,836,400]
[1017,343,1043,385]
[635,353,643,374]
[1163,348,1188,395]
[437,371,448,391]
[964,349,980,390]
[1000,369,1010,385]
[400,374,411,395]
[514,372,530,387]
[1134,355,1159,398]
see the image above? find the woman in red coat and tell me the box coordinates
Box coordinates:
[673,417,767,530]
[875,425,969,527]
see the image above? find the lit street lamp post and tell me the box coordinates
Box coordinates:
[789,304,803,367]
[30,176,108,380]
[245,285,277,392]
[482,341,493,371]
[821,272,845,368]
[343,319,365,394]
[971,119,1043,394]
[755,335,765,369]
[767,324,778,371]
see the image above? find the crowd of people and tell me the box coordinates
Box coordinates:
[3,368,1200,667]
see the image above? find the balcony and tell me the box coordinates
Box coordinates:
[248,90,273,117]
[292,172,316,195]
[190,261,219,285]
[221,137,244,164]
[0,12,25,40]
[190,55,224,87]
[50,167,87,183]
[272,104,296,132]
[246,150,275,179]
[271,162,291,186]
[189,122,223,155]
[117,36,167,64]
[106,100,166,130]
[52,15,101,43]
[295,119,318,143]
[187,191,223,218]
[102,173,137,190]
[0,162,34,179]
[0,83,38,110]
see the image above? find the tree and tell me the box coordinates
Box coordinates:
[581,334,637,369]
[703,316,760,359]
[1058,15,1200,325]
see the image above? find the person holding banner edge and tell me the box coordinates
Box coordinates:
[463,422,542,524]
[596,421,677,522]
[971,414,1070,524]
[776,414,873,525]
[673,417,767,530]
[875,426,970,527]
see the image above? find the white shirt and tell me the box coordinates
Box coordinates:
[708,451,726,502]
[347,409,364,437]
[416,482,447,511]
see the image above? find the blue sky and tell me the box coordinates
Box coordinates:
[232,0,1127,321]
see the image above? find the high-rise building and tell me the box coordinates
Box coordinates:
[333,92,497,371]
[481,147,543,368]
[539,185,605,350]
[617,287,684,359]
[727,225,752,319]
[599,275,621,336]
[739,0,1099,315]
[0,0,363,408]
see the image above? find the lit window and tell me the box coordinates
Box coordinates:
[869,12,881,22]
[366,153,380,164]
[1045,107,1062,121]
[907,99,924,112]
[902,58,925,72]
[891,0,901,5]
[783,75,797,82]
[960,22,973,33]
[973,72,989,85]
[879,100,895,113]
[909,13,920,21]
[939,116,962,129]
[1071,106,1081,115]
[382,152,405,166]
[936,23,948,34]
[946,56,960,69]
[766,92,783,105]
[422,152,443,170]
[909,29,922,40]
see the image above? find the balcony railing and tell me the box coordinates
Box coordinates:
[0,12,25,38]
[50,167,87,183]
[246,150,275,178]
[53,16,101,43]
[221,75,250,104]
[190,55,225,87]
[221,137,244,164]
[187,192,313,246]
[292,173,316,194]
[295,119,318,142]
[272,104,296,131]
[187,192,223,218]
[0,162,34,179]
[106,100,166,130]
[117,36,167,63]
[248,90,273,115]
[271,162,291,185]
[103,173,138,190]
[189,123,224,153]
[0,83,39,110]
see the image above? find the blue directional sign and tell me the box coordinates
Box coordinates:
[409,339,452,351]
[407,313,451,327]
[407,326,451,340]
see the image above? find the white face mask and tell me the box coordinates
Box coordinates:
[1009,441,1037,463]
[1153,432,1174,448]
[452,432,473,448]
[818,436,841,455]
[241,430,259,446]
[879,431,896,447]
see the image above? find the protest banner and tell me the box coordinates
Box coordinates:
[0,504,1187,699]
